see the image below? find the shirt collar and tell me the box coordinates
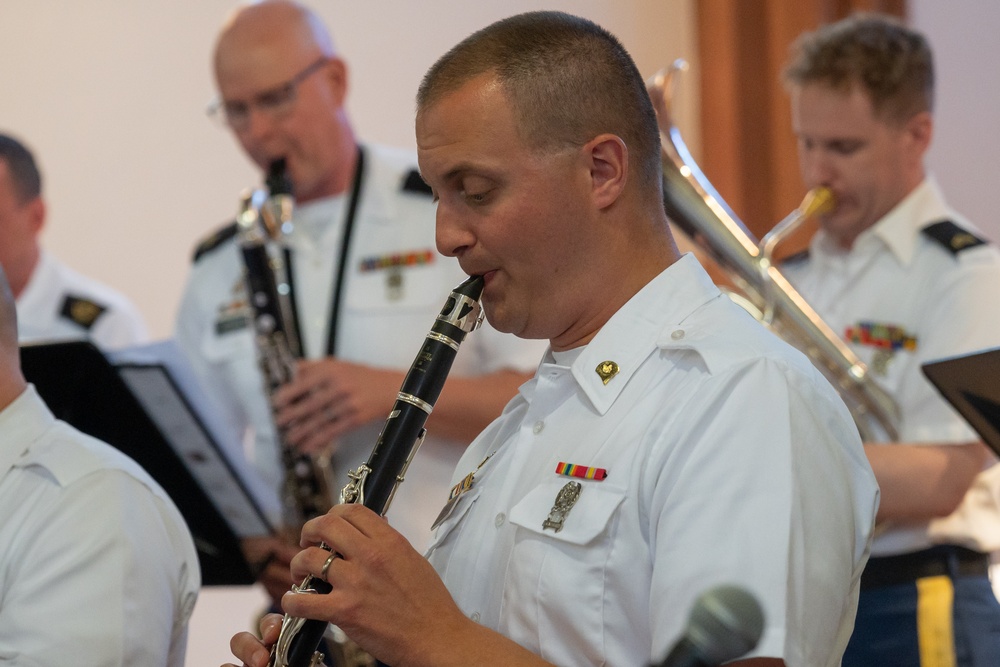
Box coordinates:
[0,385,56,478]
[561,253,721,415]
[870,177,949,266]
[290,145,398,240]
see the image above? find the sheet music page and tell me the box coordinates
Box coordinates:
[110,340,278,537]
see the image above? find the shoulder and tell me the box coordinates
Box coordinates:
[365,143,433,199]
[191,220,239,263]
[29,421,162,492]
[662,294,816,378]
[921,219,990,257]
[916,219,1000,290]
[43,260,143,332]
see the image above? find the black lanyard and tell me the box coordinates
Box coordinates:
[285,145,366,358]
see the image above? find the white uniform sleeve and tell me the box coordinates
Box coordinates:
[0,470,199,666]
[646,357,877,666]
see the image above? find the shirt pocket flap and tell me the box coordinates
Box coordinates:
[509,478,625,546]
[201,324,253,362]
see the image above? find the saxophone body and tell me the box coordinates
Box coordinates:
[269,275,486,667]
[647,62,899,442]
[237,159,336,538]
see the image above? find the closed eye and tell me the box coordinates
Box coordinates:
[463,190,492,205]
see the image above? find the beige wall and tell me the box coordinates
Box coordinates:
[0,0,699,340]
[911,0,1000,242]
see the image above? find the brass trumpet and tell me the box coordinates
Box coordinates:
[648,61,899,442]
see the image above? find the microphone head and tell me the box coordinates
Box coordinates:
[685,585,765,664]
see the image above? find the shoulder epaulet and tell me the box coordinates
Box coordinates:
[779,248,810,266]
[60,295,106,330]
[922,220,987,255]
[401,169,433,197]
[192,221,239,262]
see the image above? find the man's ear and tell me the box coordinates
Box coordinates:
[585,134,628,210]
[322,57,349,108]
[903,110,933,161]
[25,196,45,236]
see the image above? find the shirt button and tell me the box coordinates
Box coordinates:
[532,421,544,434]
[470,612,481,623]
[494,512,505,528]
[671,329,685,340]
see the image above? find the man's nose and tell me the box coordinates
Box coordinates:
[238,106,278,144]
[435,206,473,258]
[802,151,835,188]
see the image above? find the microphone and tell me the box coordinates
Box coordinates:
[653,584,765,667]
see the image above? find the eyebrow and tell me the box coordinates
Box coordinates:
[442,161,502,185]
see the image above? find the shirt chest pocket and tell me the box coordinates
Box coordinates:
[501,479,626,662]
[853,343,915,399]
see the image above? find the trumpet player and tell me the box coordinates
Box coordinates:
[175,0,544,602]
[781,13,1000,666]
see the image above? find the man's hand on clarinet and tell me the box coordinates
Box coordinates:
[283,504,472,666]
[224,612,281,667]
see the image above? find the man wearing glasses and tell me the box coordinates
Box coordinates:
[174,0,544,602]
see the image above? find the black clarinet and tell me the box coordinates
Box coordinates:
[269,275,486,667]
[238,159,334,537]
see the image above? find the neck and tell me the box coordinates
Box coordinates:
[550,210,680,352]
[7,248,40,300]
[0,367,27,413]
[298,120,359,204]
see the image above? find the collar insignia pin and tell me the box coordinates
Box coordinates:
[596,360,619,385]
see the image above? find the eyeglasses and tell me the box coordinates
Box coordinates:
[207,57,329,130]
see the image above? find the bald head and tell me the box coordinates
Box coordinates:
[211,0,357,201]
[214,0,336,78]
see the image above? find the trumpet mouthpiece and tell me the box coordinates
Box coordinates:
[799,187,835,218]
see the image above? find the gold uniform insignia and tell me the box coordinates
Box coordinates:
[60,295,106,329]
[596,360,620,385]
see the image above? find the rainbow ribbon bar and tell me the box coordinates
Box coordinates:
[358,249,435,273]
[555,462,608,481]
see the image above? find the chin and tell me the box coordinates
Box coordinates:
[480,301,520,336]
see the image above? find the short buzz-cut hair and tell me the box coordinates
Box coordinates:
[0,133,42,203]
[417,11,662,192]
[783,13,934,124]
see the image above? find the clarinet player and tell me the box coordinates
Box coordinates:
[228,11,879,667]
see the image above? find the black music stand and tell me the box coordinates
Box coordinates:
[19,339,275,585]
[922,346,1000,457]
